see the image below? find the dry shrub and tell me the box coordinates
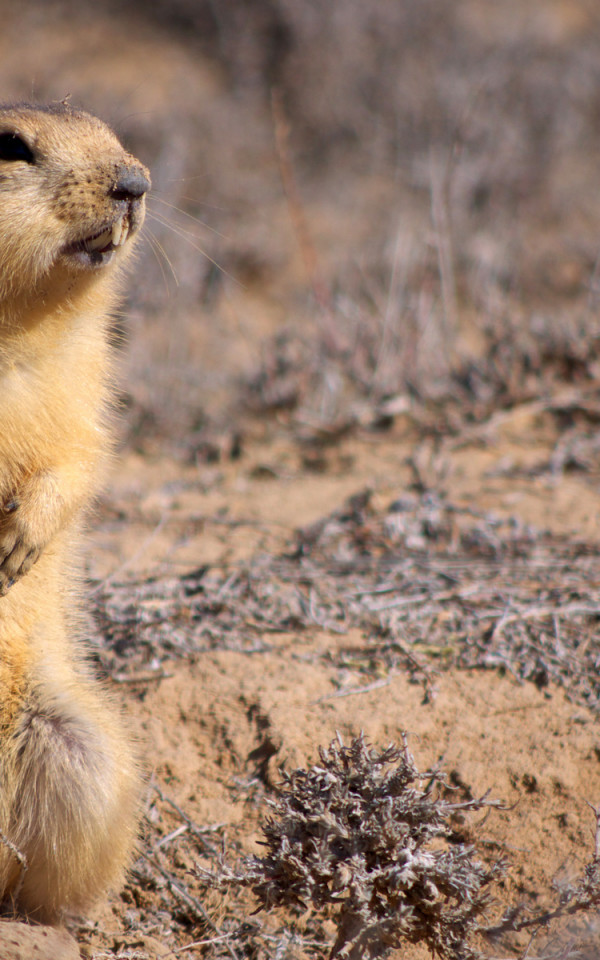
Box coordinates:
[196,735,600,960]
[201,733,504,960]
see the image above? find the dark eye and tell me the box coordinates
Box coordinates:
[0,133,35,163]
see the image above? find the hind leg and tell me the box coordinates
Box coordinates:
[2,681,139,922]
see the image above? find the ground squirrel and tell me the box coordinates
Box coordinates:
[0,102,150,921]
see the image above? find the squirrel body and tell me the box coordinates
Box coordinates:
[0,102,150,921]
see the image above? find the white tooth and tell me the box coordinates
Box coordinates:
[112,219,124,246]
[86,228,112,251]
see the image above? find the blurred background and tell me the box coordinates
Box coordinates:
[6,0,600,454]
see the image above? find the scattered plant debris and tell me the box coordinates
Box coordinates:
[91,489,600,711]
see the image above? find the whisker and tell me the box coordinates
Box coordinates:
[149,209,228,248]
[147,210,209,248]
[147,213,241,286]
[142,228,171,293]
[143,225,179,289]
[178,196,229,213]
[149,195,230,240]
[160,174,210,185]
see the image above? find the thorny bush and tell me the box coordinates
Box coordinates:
[201,734,505,960]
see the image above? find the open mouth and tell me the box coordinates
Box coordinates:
[63,215,131,268]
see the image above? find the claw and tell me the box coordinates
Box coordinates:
[0,537,41,591]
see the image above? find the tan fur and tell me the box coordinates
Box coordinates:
[0,103,150,921]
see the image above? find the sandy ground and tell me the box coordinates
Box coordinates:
[74,425,600,959]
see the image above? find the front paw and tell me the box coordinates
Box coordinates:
[0,500,41,594]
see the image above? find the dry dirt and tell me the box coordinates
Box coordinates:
[77,425,600,959]
[3,1,600,958]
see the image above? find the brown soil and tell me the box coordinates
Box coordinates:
[77,429,600,959]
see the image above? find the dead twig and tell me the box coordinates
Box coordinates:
[139,850,241,960]
[0,829,28,900]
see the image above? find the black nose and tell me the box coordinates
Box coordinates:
[111,165,151,201]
